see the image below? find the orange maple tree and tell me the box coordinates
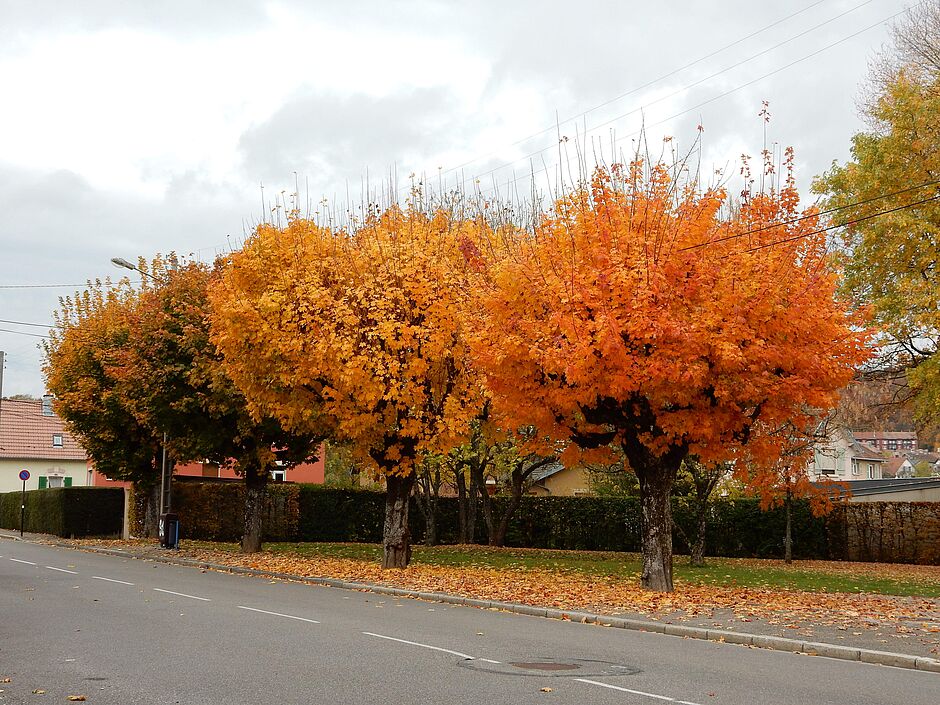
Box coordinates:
[44,280,167,535]
[462,154,870,591]
[208,206,483,567]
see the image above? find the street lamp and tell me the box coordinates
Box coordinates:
[110,256,166,283]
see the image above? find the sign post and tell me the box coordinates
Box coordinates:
[18,470,30,537]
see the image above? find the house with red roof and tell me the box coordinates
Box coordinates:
[0,397,92,493]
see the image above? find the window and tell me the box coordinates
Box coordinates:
[868,464,875,479]
[270,469,286,482]
[41,396,54,416]
[52,433,63,447]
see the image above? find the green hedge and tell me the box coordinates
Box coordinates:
[298,486,385,543]
[1,480,831,560]
[171,481,300,542]
[296,489,830,559]
[0,487,124,538]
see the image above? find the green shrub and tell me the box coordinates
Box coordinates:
[171,481,299,542]
[0,487,124,537]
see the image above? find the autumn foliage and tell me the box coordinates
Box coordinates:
[461,155,870,590]
[44,282,165,535]
[208,207,483,566]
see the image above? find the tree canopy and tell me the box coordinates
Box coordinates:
[462,156,869,590]
[208,206,484,566]
[815,3,940,425]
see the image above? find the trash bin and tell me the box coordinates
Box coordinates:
[159,512,180,549]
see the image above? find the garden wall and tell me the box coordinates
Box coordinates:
[829,502,940,565]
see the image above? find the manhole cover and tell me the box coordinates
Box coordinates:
[511,662,580,671]
[459,658,639,678]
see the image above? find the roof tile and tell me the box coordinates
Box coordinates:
[0,399,88,461]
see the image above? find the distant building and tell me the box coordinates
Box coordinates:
[852,430,918,453]
[881,457,916,479]
[92,450,326,486]
[528,462,593,496]
[810,428,884,481]
[0,397,92,493]
[843,477,940,502]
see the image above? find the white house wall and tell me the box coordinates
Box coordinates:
[0,459,92,494]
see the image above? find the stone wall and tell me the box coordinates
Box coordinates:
[830,502,940,565]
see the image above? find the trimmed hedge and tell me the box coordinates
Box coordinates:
[171,481,300,542]
[0,487,124,538]
[0,481,831,560]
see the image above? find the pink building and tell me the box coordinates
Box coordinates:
[91,445,325,486]
[852,431,918,453]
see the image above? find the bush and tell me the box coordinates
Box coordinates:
[0,487,124,537]
[172,481,299,542]
[298,486,385,542]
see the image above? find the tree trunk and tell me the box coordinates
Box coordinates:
[466,470,478,543]
[414,466,438,546]
[383,474,415,568]
[636,468,676,592]
[472,464,498,546]
[455,471,468,544]
[241,466,267,554]
[132,480,161,539]
[492,495,520,548]
[690,505,707,568]
[784,490,793,564]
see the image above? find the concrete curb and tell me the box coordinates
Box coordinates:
[14,535,940,675]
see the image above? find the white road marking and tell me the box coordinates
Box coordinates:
[153,588,211,601]
[93,576,134,586]
[477,658,501,664]
[9,558,36,565]
[362,632,475,660]
[46,566,78,574]
[237,606,320,624]
[575,679,702,704]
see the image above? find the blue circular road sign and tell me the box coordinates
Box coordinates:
[18,470,30,481]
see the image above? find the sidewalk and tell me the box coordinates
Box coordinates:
[4,531,940,671]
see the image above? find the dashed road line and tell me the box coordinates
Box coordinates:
[153,588,211,601]
[362,631,475,660]
[237,606,320,623]
[46,566,78,574]
[9,557,36,565]
[575,679,702,704]
[93,576,134,586]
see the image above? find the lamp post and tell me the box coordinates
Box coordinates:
[110,256,172,516]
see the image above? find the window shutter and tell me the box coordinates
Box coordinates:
[38,476,47,489]
[64,477,73,487]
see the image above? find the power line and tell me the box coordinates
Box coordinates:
[0,328,51,339]
[746,192,940,252]
[0,318,57,329]
[439,0,836,180]
[0,281,141,289]
[680,179,940,251]
[473,5,909,198]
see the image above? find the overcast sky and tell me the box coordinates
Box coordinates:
[0,0,906,396]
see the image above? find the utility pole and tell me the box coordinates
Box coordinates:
[0,350,5,440]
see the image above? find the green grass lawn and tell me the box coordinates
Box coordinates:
[190,540,940,598]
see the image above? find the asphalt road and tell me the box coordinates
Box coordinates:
[1,540,937,705]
